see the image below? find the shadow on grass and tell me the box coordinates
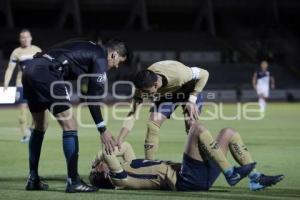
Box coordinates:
[0,175,67,183]
[1,176,300,199]
[214,186,300,199]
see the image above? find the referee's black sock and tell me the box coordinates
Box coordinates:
[29,129,45,178]
[62,130,79,182]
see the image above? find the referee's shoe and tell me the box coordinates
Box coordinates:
[25,175,49,191]
[66,177,99,193]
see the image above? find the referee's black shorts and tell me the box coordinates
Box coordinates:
[22,58,71,115]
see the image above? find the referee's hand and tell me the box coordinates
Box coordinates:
[101,130,116,155]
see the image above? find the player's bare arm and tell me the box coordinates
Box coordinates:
[185,68,209,121]
[117,96,143,147]
[4,60,17,90]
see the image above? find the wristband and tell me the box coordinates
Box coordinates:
[190,67,200,80]
[98,126,107,134]
[96,121,106,134]
[188,95,197,104]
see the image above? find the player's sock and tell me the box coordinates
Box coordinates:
[258,98,266,112]
[258,98,263,112]
[29,129,45,178]
[197,129,252,184]
[229,132,255,165]
[198,129,232,172]
[228,132,261,178]
[144,120,160,160]
[262,99,266,112]
[63,130,79,182]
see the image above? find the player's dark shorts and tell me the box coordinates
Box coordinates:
[176,153,220,191]
[15,87,27,104]
[22,57,71,114]
[149,81,203,118]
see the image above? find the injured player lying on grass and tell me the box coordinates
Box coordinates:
[89,122,284,191]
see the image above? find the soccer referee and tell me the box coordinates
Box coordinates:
[22,39,129,192]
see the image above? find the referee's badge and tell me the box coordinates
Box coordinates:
[97,73,107,83]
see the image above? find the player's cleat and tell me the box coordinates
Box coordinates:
[25,176,49,191]
[249,174,284,191]
[65,177,99,193]
[21,135,30,143]
[226,162,256,186]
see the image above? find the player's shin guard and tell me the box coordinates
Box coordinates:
[29,129,45,178]
[229,132,254,165]
[228,131,260,178]
[63,131,79,182]
[198,129,232,172]
[144,121,160,160]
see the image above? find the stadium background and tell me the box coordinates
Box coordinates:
[0,0,300,200]
[1,0,300,102]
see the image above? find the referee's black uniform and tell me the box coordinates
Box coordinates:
[22,40,107,131]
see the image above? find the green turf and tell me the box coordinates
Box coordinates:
[0,103,300,200]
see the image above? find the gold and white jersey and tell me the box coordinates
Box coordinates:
[4,45,41,87]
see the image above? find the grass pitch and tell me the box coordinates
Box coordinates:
[0,103,300,200]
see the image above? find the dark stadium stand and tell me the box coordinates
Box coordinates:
[1,0,300,103]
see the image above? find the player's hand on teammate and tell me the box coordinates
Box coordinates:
[101,130,116,155]
[115,127,130,150]
[116,134,126,151]
[184,102,199,121]
[116,137,123,151]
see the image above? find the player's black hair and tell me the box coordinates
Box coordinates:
[260,60,269,64]
[89,171,115,189]
[105,39,131,60]
[134,70,158,89]
[20,28,31,34]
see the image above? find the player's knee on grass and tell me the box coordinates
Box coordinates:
[144,120,161,160]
